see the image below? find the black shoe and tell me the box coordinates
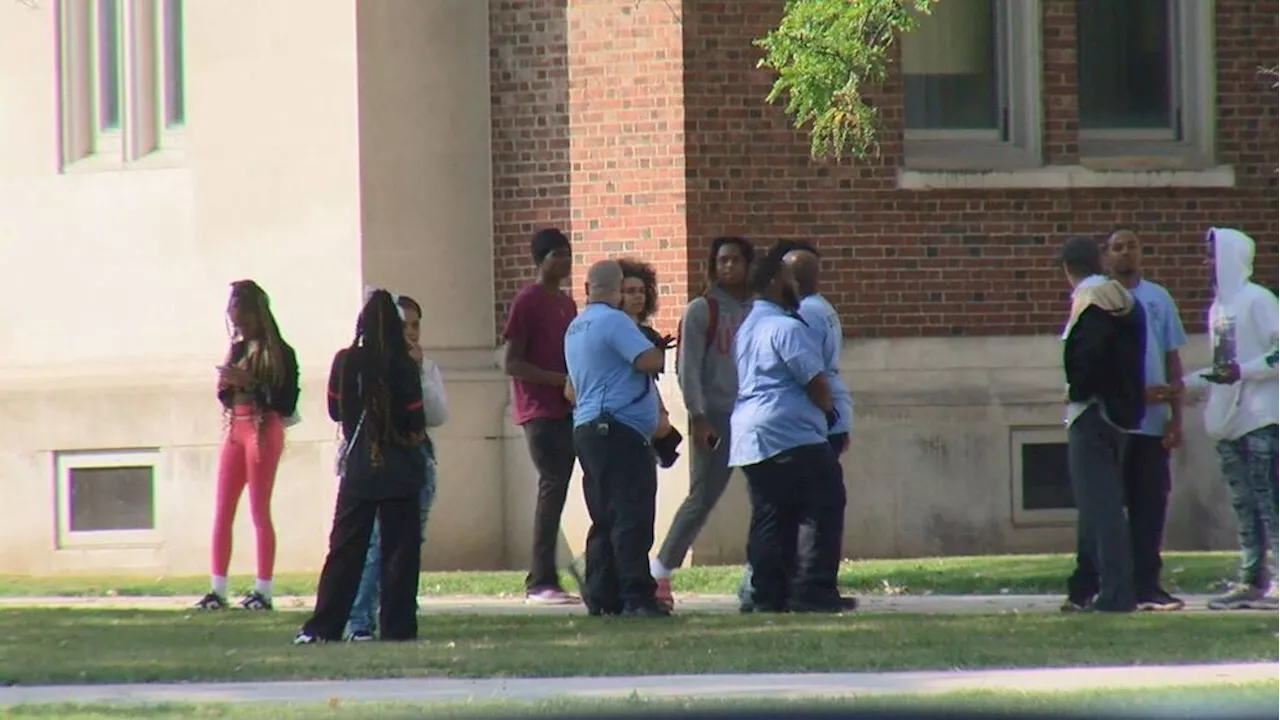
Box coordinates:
[623,603,672,618]
[346,630,375,642]
[194,592,228,611]
[1136,589,1185,612]
[239,591,273,611]
[293,631,322,645]
[1060,594,1095,613]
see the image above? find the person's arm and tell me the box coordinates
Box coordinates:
[1162,292,1188,441]
[420,358,449,428]
[675,299,709,417]
[326,349,346,422]
[273,343,301,417]
[393,357,428,437]
[216,343,242,409]
[1064,307,1115,398]
[776,323,832,413]
[564,379,576,406]
[606,312,666,375]
[1238,293,1280,381]
[501,292,568,386]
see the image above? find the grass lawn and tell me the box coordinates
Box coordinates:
[0,552,1240,599]
[5,682,1278,719]
[0,608,1273,686]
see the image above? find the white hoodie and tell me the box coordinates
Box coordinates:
[1183,228,1279,441]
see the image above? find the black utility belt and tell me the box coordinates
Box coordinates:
[586,413,652,446]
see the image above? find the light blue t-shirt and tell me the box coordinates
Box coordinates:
[1130,279,1187,436]
[564,302,660,439]
[729,301,829,467]
[797,294,853,435]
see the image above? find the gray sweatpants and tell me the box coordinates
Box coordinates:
[1068,404,1136,611]
[656,410,733,571]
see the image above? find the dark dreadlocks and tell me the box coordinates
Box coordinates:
[339,289,423,469]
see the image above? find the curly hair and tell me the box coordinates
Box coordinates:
[617,256,659,323]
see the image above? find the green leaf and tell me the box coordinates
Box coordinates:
[756,0,936,161]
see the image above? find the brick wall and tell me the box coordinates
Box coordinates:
[489,0,572,339]
[681,0,1278,337]
[565,0,690,332]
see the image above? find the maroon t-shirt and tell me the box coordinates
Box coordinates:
[503,284,577,425]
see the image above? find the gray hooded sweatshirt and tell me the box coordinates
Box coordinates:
[676,284,751,417]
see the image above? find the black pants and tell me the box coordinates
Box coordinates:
[522,416,577,591]
[1068,432,1171,599]
[301,492,422,641]
[743,442,845,612]
[573,420,659,613]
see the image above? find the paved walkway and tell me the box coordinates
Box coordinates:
[0,593,1251,614]
[1,663,1273,707]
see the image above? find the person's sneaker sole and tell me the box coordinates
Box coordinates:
[1136,599,1185,612]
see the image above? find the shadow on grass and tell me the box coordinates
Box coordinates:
[0,609,1274,686]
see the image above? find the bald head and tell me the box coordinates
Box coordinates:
[784,249,820,297]
[586,259,624,303]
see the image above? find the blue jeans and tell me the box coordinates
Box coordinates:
[345,446,436,637]
[1217,425,1279,589]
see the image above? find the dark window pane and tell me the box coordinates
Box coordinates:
[901,0,999,130]
[97,0,120,131]
[164,0,185,127]
[1021,443,1074,511]
[69,466,155,532]
[1077,0,1174,130]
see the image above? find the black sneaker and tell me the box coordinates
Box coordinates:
[1136,589,1185,612]
[240,591,273,611]
[346,630,375,642]
[622,603,672,618]
[194,592,228,610]
[1060,595,1094,613]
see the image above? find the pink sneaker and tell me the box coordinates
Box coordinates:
[525,587,580,605]
[655,577,674,610]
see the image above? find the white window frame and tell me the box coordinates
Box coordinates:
[902,0,1043,172]
[54,448,163,549]
[1077,0,1216,169]
[1009,426,1075,528]
[57,0,186,172]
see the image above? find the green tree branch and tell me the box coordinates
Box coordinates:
[756,0,935,161]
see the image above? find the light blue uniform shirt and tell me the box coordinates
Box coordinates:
[564,302,660,439]
[729,300,829,467]
[797,294,853,435]
[1129,279,1187,437]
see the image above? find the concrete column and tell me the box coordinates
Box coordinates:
[354,0,495,350]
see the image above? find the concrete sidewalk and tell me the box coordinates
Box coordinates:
[0,593,1250,614]
[1,662,1274,707]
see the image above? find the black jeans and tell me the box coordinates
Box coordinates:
[1068,433,1171,599]
[301,491,422,641]
[522,416,577,591]
[743,442,845,612]
[573,420,659,613]
[1065,405,1136,611]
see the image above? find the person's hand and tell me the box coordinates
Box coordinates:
[1219,362,1241,384]
[834,434,850,456]
[659,334,677,351]
[409,343,424,365]
[563,381,576,406]
[691,415,717,450]
[1143,384,1172,404]
[217,366,254,389]
[656,409,673,438]
[1162,422,1182,451]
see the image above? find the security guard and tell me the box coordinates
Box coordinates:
[564,260,669,617]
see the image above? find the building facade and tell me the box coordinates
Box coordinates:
[0,0,1275,577]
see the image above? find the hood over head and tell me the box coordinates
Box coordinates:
[1207,227,1255,304]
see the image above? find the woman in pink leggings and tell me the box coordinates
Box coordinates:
[196,280,300,611]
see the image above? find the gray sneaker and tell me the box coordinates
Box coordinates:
[1207,584,1276,610]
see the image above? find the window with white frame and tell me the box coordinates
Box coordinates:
[899,0,1042,171]
[54,449,162,548]
[58,0,186,170]
[1076,0,1215,167]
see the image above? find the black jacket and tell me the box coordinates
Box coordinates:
[328,347,426,500]
[217,340,300,417]
[1063,301,1147,431]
